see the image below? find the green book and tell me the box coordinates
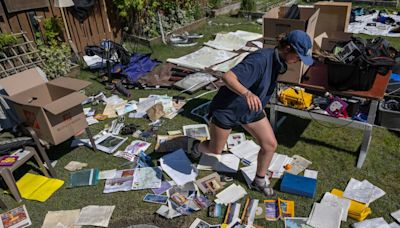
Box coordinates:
[67,168,99,188]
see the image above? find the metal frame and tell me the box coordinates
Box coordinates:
[269,89,380,168]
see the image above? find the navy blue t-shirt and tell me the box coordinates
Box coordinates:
[209,48,283,126]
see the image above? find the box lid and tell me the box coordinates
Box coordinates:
[44,92,87,115]
[0,68,46,96]
[48,77,91,91]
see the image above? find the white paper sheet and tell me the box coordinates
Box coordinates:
[268,153,293,178]
[307,203,342,228]
[229,140,260,165]
[75,206,115,227]
[321,192,350,221]
[86,116,99,126]
[214,183,247,205]
[286,155,312,175]
[353,217,391,228]
[42,210,81,228]
[390,222,400,228]
[230,30,263,41]
[167,47,238,70]
[64,161,88,172]
[160,149,198,186]
[214,154,240,173]
[391,209,400,223]
[132,167,162,190]
[343,178,386,204]
[99,169,117,180]
[204,33,249,51]
[304,169,318,179]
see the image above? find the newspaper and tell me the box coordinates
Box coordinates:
[42,209,81,228]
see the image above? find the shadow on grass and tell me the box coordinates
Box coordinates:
[274,114,311,148]
[110,214,186,228]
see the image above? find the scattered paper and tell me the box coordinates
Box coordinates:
[287,155,312,175]
[168,130,182,136]
[353,217,391,228]
[304,169,318,179]
[152,181,175,195]
[269,153,293,178]
[189,218,212,228]
[103,169,134,193]
[114,140,151,161]
[42,209,81,228]
[99,169,117,180]
[156,205,181,219]
[160,149,198,186]
[75,206,115,227]
[229,140,259,165]
[343,178,386,204]
[132,167,162,190]
[307,203,342,228]
[390,222,400,228]
[226,133,246,149]
[391,209,400,223]
[321,192,350,221]
[64,161,88,172]
[214,154,240,173]
[183,124,210,141]
[86,116,98,126]
[214,184,247,205]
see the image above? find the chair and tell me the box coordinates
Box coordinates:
[0,146,49,202]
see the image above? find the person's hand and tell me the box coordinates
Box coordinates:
[243,90,262,112]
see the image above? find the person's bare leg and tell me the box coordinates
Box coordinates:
[242,116,277,196]
[198,121,231,155]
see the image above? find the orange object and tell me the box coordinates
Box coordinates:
[284,164,292,170]
[94,114,108,121]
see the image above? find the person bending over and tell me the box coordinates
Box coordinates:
[189,30,314,196]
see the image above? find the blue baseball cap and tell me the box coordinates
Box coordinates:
[287,30,313,66]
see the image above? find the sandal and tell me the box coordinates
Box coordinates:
[250,180,277,197]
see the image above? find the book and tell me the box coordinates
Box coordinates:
[16,173,64,202]
[67,168,99,188]
[0,155,18,166]
[280,173,317,198]
[264,198,295,221]
[0,205,31,228]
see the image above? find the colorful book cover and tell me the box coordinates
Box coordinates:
[0,205,31,228]
[265,200,279,221]
[0,156,18,166]
[279,198,295,218]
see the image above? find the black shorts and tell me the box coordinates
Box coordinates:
[210,111,266,130]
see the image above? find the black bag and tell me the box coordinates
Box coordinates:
[327,37,396,91]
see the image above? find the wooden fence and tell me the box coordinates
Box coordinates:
[0,0,119,55]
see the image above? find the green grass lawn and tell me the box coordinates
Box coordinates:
[1,15,400,228]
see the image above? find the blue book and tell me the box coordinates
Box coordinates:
[280,173,317,198]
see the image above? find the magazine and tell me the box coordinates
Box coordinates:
[0,205,31,228]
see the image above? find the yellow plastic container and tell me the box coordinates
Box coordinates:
[278,87,313,109]
[331,188,372,221]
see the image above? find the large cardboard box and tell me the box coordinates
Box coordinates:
[314,2,352,38]
[314,31,352,51]
[0,68,91,145]
[263,6,320,83]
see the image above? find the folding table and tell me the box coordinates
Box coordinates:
[269,63,391,168]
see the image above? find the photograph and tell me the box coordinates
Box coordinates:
[183,124,210,141]
[284,217,310,228]
[95,134,127,154]
[143,194,168,204]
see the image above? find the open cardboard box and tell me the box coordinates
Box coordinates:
[314,2,352,38]
[0,68,91,145]
[263,6,320,84]
[314,31,353,52]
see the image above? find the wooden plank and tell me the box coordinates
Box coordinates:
[7,13,22,33]
[86,3,100,44]
[16,13,34,40]
[98,0,111,40]
[102,0,118,41]
[92,0,106,41]
[65,10,83,54]
[68,11,86,54]
[0,1,12,32]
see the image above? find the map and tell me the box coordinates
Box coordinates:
[132,167,162,190]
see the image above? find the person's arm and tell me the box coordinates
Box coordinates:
[222,71,262,112]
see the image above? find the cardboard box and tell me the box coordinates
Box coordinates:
[0,68,91,145]
[314,2,352,38]
[263,6,320,83]
[314,31,352,51]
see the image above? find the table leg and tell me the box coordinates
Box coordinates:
[86,128,97,152]
[1,169,22,202]
[357,100,379,168]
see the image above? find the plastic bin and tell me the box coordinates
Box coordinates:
[378,100,400,131]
